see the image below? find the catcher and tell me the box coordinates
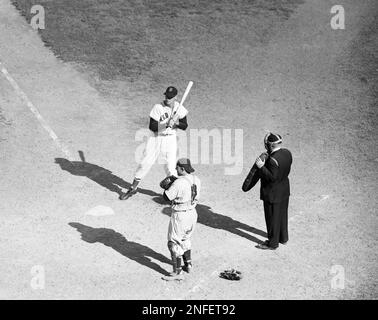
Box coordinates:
[160,158,201,281]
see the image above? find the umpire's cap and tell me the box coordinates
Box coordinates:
[177,158,195,173]
[264,132,282,146]
[164,86,178,99]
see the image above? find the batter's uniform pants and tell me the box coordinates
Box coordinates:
[263,197,289,248]
[135,133,177,180]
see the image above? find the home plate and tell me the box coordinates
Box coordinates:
[84,206,115,216]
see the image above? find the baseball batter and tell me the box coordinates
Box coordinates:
[161,158,201,281]
[120,86,189,200]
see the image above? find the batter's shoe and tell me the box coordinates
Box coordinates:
[161,271,185,281]
[119,188,137,200]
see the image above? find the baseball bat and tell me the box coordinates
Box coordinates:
[179,81,193,107]
[172,81,193,117]
[167,81,193,127]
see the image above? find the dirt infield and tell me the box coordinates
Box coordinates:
[0,0,377,299]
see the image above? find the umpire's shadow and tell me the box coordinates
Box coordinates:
[156,201,267,244]
[55,151,160,198]
[69,222,171,276]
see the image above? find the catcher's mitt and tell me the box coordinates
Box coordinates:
[219,269,243,281]
[159,175,177,190]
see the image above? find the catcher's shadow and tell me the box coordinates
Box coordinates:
[158,203,267,244]
[55,151,160,198]
[69,222,172,276]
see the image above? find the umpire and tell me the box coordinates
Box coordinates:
[255,133,292,250]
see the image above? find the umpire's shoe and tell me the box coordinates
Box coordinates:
[119,188,138,200]
[256,243,277,250]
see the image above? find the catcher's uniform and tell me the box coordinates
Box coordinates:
[135,101,188,180]
[165,174,201,257]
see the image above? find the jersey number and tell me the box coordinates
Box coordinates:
[160,112,169,122]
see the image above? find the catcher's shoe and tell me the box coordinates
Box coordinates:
[161,270,185,281]
[119,188,137,200]
[182,263,192,273]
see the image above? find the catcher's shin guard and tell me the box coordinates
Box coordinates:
[162,256,184,281]
[182,250,192,273]
[176,256,182,274]
[170,256,177,274]
[183,250,191,265]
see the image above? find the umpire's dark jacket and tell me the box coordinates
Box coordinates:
[259,148,292,203]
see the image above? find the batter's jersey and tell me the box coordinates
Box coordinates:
[150,101,188,135]
[165,174,201,211]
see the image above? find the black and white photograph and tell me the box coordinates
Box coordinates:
[0,0,377,303]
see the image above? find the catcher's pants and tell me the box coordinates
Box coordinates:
[263,197,289,248]
[167,208,198,257]
[135,134,177,180]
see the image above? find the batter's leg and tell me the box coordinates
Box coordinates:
[135,136,161,180]
[120,136,160,200]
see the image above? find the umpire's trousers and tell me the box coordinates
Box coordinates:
[263,197,289,248]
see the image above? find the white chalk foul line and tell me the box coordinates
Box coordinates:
[0,61,73,160]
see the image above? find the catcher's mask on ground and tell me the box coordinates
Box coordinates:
[176,158,195,173]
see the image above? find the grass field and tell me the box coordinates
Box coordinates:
[11,0,304,83]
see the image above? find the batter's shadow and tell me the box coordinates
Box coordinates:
[55,151,161,199]
[154,200,267,244]
[69,222,172,276]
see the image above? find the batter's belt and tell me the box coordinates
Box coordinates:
[158,132,176,136]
